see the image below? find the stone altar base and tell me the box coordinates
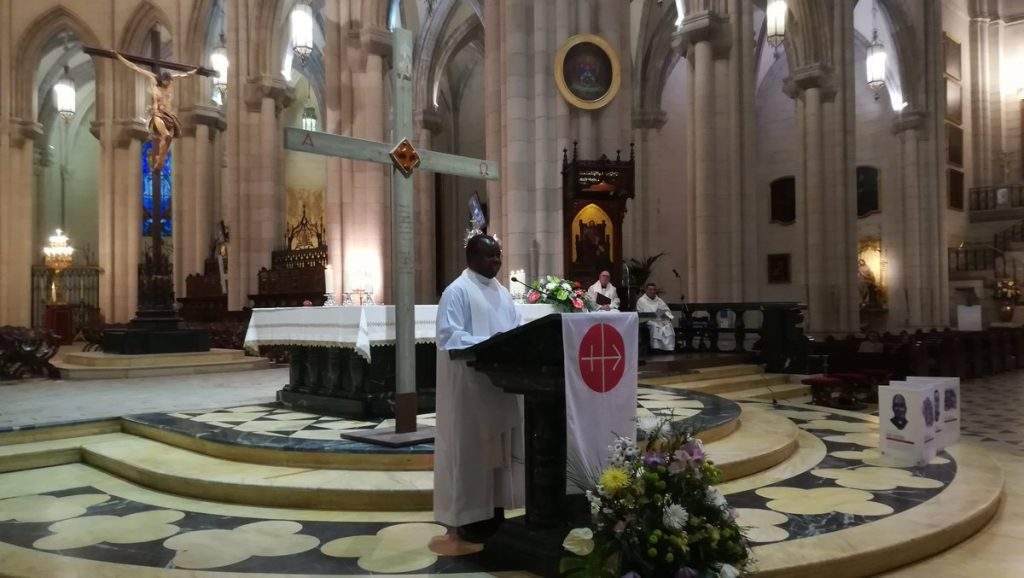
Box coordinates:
[53,348,270,380]
[101,326,210,354]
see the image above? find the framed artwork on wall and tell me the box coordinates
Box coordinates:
[769,176,796,224]
[857,166,880,218]
[945,79,962,124]
[554,34,621,110]
[943,35,961,80]
[947,125,964,167]
[948,169,965,211]
[767,254,791,285]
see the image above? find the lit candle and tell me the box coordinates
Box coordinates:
[324,264,334,295]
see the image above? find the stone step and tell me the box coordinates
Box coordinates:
[79,435,433,511]
[703,406,799,482]
[721,382,811,402]
[641,364,763,385]
[0,432,132,473]
[649,373,790,395]
[53,352,272,380]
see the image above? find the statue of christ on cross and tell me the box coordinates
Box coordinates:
[284,27,499,442]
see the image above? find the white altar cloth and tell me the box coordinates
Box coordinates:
[244,304,556,361]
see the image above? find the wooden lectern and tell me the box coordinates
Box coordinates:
[453,313,587,575]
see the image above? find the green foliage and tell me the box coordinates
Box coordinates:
[625,252,667,288]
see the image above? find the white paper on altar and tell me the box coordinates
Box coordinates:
[879,380,938,465]
[244,304,557,361]
[562,312,638,493]
[906,376,961,449]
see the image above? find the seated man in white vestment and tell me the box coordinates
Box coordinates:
[636,282,676,352]
[587,270,620,311]
[433,233,524,544]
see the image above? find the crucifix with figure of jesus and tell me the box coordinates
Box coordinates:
[84,30,215,320]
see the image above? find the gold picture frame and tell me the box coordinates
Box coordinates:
[554,34,621,110]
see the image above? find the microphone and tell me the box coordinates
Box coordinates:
[511,277,544,296]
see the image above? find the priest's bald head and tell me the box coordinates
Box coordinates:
[466,233,502,279]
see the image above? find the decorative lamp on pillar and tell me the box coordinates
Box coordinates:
[766,0,787,47]
[866,32,887,98]
[43,229,74,304]
[210,33,229,97]
[291,2,314,62]
[866,0,887,100]
[53,66,76,121]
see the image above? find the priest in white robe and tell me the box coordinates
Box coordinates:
[434,233,524,544]
[636,282,676,351]
[587,270,620,310]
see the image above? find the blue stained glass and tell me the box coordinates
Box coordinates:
[141,140,172,236]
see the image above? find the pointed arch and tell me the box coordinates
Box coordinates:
[115,0,175,122]
[633,0,680,118]
[12,6,103,125]
[119,0,174,54]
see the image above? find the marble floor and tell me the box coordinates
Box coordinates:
[0,367,287,431]
[0,368,1021,576]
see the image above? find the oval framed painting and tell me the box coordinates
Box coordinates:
[555,34,621,110]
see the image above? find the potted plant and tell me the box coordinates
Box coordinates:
[994,279,1020,322]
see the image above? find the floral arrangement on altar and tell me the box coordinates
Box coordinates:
[560,420,750,578]
[994,278,1021,304]
[526,275,593,312]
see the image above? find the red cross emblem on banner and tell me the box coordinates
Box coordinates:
[578,323,626,393]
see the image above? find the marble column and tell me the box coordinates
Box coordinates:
[894,114,924,328]
[968,8,1006,186]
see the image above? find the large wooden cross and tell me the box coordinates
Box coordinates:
[84,32,215,320]
[284,28,499,438]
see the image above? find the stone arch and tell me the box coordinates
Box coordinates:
[412,0,465,113]
[12,6,104,128]
[427,15,483,111]
[783,0,833,73]
[633,0,680,120]
[182,0,222,109]
[116,0,175,122]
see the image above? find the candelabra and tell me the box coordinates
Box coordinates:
[43,229,74,304]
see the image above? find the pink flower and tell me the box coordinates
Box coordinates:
[571,298,585,310]
[527,290,541,304]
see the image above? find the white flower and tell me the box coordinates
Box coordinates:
[662,504,689,532]
[706,487,729,509]
[586,491,602,515]
[562,527,594,556]
[718,563,740,578]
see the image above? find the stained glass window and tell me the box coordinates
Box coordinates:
[141,140,172,236]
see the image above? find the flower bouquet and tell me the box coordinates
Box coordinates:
[994,279,1021,303]
[560,420,749,578]
[526,275,593,312]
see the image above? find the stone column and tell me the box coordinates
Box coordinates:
[675,12,724,302]
[968,6,1005,186]
[176,105,226,289]
[785,66,835,334]
[630,109,667,261]
[0,121,42,325]
[894,113,924,328]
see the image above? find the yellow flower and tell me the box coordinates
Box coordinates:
[599,467,630,495]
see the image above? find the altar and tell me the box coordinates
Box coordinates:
[244,304,555,417]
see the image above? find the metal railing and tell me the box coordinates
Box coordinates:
[31,266,102,329]
[969,184,1024,211]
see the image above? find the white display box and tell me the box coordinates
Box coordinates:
[907,376,961,449]
[879,380,939,465]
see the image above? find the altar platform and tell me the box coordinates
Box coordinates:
[0,362,1007,577]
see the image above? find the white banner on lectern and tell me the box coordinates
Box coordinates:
[562,312,638,492]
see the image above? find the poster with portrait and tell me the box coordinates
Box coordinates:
[555,34,621,110]
[907,377,960,449]
[879,381,938,465]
